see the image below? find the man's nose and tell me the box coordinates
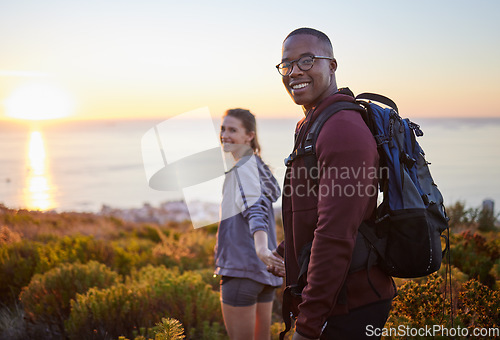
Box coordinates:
[289,62,303,77]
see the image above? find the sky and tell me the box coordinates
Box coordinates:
[1,0,499,121]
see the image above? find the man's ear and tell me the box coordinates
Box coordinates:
[330,58,338,73]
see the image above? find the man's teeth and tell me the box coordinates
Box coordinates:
[292,83,309,89]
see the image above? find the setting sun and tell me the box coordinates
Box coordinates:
[4,82,74,120]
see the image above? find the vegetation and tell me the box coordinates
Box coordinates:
[0,202,498,339]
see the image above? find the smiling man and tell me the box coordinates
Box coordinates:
[280,32,336,112]
[275,28,395,340]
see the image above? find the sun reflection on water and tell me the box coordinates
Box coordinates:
[25,131,55,210]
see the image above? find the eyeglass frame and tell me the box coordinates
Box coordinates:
[276,55,334,76]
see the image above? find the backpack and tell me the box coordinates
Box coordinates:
[288,90,450,278]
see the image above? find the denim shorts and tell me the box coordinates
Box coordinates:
[220,276,276,307]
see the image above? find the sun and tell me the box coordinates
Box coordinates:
[4,82,74,120]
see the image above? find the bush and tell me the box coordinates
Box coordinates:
[65,266,223,340]
[110,237,157,275]
[451,231,499,288]
[384,272,500,340]
[152,228,215,271]
[388,274,449,329]
[0,240,41,305]
[0,235,118,306]
[478,207,499,232]
[447,201,478,230]
[0,225,22,245]
[19,261,120,336]
[35,235,116,274]
[154,318,185,340]
[193,268,220,291]
[458,279,500,328]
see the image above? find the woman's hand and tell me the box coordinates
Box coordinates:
[265,249,285,277]
[256,247,283,268]
[253,231,285,277]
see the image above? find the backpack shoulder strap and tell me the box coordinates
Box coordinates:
[304,101,365,153]
[284,101,365,166]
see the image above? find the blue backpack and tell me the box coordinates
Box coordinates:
[291,91,450,279]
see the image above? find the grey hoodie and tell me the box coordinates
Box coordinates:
[214,154,282,287]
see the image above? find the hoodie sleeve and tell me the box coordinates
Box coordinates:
[237,156,281,235]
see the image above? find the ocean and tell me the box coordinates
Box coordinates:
[1,117,499,213]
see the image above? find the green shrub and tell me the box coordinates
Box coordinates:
[110,237,157,275]
[478,207,499,232]
[384,272,500,340]
[20,261,120,336]
[447,201,478,230]
[133,224,164,243]
[0,235,118,306]
[152,228,216,271]
[0,240,41,305]
[451,231,499,288]
[193,268,220,291]
[66,266,223,340]
[186,320,226,340]
[458,279,500,328]
[388,274,449,329]
[117,318,189,340]
[154,318,185,340]
[35,235,115,273]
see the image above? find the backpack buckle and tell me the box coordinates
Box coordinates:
[408,121,424,137]
[400,152,416,168]
[375,135,389,146]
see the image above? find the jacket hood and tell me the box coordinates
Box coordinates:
[234,154,281,203]
[256,156,281,203]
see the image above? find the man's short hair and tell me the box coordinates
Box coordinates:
[284,27,334,57]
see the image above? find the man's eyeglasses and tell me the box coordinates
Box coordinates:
[276,55,333,76]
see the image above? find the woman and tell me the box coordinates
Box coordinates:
[215,108,284,340]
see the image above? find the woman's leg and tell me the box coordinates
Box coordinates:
[222,303,257,340]
[255,301,273,340]
[220,277,275,340]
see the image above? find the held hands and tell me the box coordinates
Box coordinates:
[253,231,285,277]
[255,247,285,277]
[266,249,286,277]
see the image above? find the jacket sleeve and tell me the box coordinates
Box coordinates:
[235,156,270,235]
[242,196,272,235]
[295,112,379,338]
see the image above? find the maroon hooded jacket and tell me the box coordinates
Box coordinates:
[278,91,395,339]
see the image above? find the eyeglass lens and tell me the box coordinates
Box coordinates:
[279,56,315,76]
